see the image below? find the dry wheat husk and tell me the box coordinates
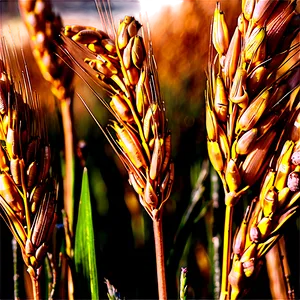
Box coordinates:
[0,38,57,299]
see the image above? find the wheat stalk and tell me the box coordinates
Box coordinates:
[206,0,299,299]
[60,2,174,298]
[0,38,57,300]
[265,237,294,299]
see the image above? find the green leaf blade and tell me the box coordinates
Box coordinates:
[75,167,99,299]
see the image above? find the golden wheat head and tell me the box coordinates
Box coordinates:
[60,4,174,221]
[207,0,299,208]
[0,38,57,285]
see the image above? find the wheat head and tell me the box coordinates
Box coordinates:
[61,11,174,221]
[0,38,57,295]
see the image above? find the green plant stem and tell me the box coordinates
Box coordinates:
[153,218,167,300]
[12,238,20,300]
[220,205,233,300]
[45,253,57,300]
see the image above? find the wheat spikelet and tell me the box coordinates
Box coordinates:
[0,38,57,300]
[61,8,173,222]
[206,1,299,298]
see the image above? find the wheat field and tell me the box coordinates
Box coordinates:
[0,0,300,299]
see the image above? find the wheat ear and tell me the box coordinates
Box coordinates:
[206,1,299,299]
[0,38,57,300]
[60,3,174,298]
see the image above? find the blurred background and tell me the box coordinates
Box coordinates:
[0,0,299,299]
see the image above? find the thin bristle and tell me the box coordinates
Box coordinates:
[95,0,115,39]
[60,47,127,124]
[77,93,114,144]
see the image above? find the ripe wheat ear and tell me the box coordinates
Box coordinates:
[0,37,57,300]
[206,1,299,299]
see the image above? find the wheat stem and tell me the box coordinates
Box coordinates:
[60,98,74,239]
[220,205,233,300]
[266,241,287,299]
[153,218,167,300]
[278,237,295,299]
[30,274,41,300]
[58,96,75,300]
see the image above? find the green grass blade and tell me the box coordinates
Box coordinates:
[179,267,188,300]
[75,167,99,299]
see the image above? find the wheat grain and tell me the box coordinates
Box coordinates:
[179,267,188,300]
[0,38,57,300]
[105,278,122,300]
